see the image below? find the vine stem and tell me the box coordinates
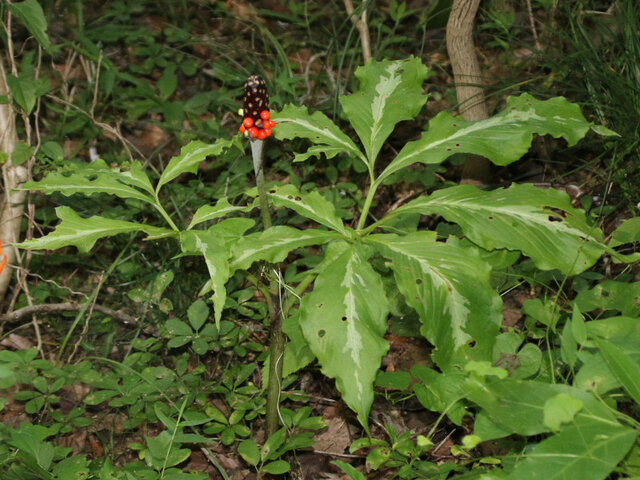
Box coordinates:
[250,138,284,438]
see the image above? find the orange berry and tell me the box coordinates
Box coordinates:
[257,129,268,140]
[243,117,254,128]
[260,110,271,120]
[249,126,259,138]
[267,120,276,128]
[263,128,272,137]
[239,125,246,133]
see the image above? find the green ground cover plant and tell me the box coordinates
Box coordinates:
[7,55,638,479]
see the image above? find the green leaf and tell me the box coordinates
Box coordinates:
[11,141,35,166]
[180,229,231,328]
[466,378,615,437]
[272,104,367,166]
[380,184,603,275]
[266,184,348,234]
[0,364,17,389]
[146,431,191,468]
[6,73,49,115]
[609,217,640,247]
[237,439,260,466]
[84,389,118,405]
[261,460,290,475]
[9,423,56,469]
[574,281,640,316]
[379,93,598,183]
[371,232,502,369]
[166,319,192,337]
[594,337,640,405]
[375,370,411,390]
[187,299,209,331]
[571,305,587,344]
[158,67,178,99]
[24,160,155,204]
[157,139,232,192]
[505,420,635,480]
[411,365,467,425]
[230,226,341,271]
[52,456,90,480]
[7,0,51,51]
[188,198,250,229]
[340,57,429,166]
[281,311,315,377]
[262,428,287,461]
[543,393,583,431]
[299,242,390,427]
[40,141,64,162]
[18,207,171,253]
[332,460,367,480]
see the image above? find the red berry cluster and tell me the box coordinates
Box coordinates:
[239,109,277,140]
[240,75,276,140]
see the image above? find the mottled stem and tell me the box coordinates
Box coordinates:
[250,138,284,438]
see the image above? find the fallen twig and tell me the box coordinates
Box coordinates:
[0,302,138,326]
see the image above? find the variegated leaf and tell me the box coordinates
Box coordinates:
[299,242,390,427]
[376,183,604,275]
[156,139,232,192]
[265,184,348,235]
[272,104,367,168]
[370,232,502,369]
[180,231,226,327]
[188,197,251,230]
[230,226,341,271]
[24,159,154,204]
[340,57,429,166]
[378,94,614,183]
[18,207,171,253]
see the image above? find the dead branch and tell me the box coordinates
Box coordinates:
[0,302,138,326]
[343,0,371,64]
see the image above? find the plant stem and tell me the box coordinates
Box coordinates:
[250,138,283,438]
[153,199,180,231]
[357,177,379,231]
[251,139,272,230]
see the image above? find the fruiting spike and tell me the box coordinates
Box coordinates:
[240,76,275,140]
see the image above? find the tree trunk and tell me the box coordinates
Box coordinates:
[446,0,491,185]
[0,58,28,303]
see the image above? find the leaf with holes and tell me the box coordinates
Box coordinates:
[264,184,348,235]
[298,242,390,427]
[379,93,613,183]
[370,232,502,369]
[376,183,604,275]
[273,104,367,167]
[18,207,171,253]
[340,56,429,167]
